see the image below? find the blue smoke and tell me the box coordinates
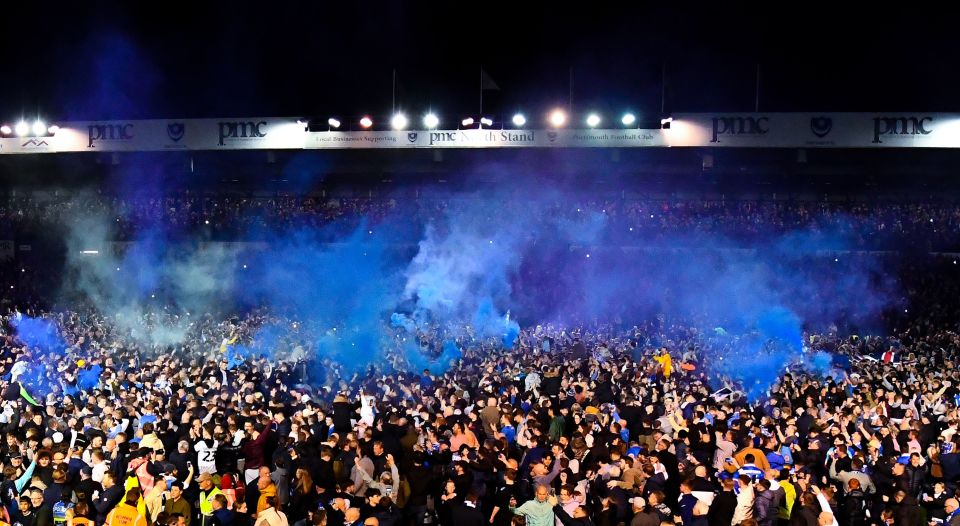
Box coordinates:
[402,339,463,375]
[78,364,104,392]
[11,315,68,354]
[52,179,897,392]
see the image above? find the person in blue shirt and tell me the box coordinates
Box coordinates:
[736,454,765,482]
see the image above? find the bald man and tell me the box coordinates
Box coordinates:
[344,508,361,526]
[511,484,555,526]
[945,499,960,526]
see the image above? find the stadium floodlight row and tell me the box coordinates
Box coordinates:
[0,113,952,154]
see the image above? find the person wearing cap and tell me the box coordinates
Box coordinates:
[197,473,223,526]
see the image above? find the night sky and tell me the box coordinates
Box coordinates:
[1,3,956,123]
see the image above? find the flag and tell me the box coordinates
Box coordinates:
[481,68,500,90]
[19,384,40,406]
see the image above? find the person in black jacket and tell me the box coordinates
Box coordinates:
[841,479,868,526]
[789,493,820,526]
[28,489,51,526]
[287,468,318,526]
[706,479,737,526]
[450,492,484,526]
[332,395,355,434]
[894,490,921,526]
[372,496,402,526]
[490,469,522,526]
[552,500,594,526]
[92,472,123,525]
[403,453,434,526]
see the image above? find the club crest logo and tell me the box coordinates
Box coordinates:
[167,122,185,142]
[810,116,832,138]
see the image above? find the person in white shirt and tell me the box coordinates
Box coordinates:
[194,431,220,474]
[91,449,110,483]
[732,475,755,525]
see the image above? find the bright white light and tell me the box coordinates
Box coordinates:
[0,125,11,135]
[47,125,59,134]
[14,121,29,137]
[359,116,373,129]
[80,250,99,255]
[32,121,46,136]
[328,118,341,129]
[586,114,601,128]
[423,113,439,129]
[512,114,527,127]
[243,264,248,269]
[660,117,674,125]
[480,117,493,127]
[622,113,637,126]
[204,220,209,225]
[391,113,408,130]
[462,117,475,127]
[549,110,567,127]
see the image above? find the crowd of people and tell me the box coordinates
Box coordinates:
[2,194,960,250]
[0,188,958,526]
[0,294,958,526]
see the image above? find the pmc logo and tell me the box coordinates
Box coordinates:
[710,116,769,143]
[218,121,267,146]
[88,124,134,148]
[872,116,932,144]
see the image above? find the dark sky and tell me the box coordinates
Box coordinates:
[1,3,956,123]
